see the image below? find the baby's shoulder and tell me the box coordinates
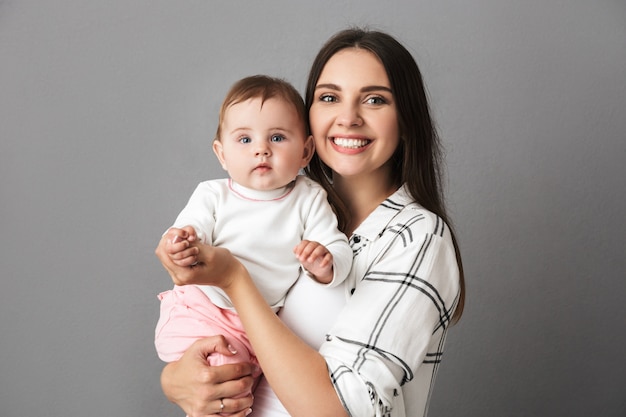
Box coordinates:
[195,178,229,192]
[293,175,327,196]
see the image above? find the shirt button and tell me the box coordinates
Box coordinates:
[353,236,361,243]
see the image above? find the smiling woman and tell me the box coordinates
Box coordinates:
[309,48,401,212]
[157,28,464,417]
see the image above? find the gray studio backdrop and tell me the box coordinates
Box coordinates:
[1,1,625,416]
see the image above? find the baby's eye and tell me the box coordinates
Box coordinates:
[239,136,252,144]
[271,134,285,143]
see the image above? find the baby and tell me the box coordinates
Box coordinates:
[155,75,351,374]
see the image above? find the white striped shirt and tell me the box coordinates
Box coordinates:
[320,184,461,417]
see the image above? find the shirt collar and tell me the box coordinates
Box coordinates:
[228,178,295,201]
[352,184,414,240]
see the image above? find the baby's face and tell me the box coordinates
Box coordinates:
[213,97,312,191]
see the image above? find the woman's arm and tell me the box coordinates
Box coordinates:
[222,269,349,417]
[156,232,348,417]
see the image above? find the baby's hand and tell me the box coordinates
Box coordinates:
[294,240,334,284]
[165,226,199,266]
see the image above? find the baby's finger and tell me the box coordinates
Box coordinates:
[166,227,188,239]
[181,225,198,242]
[316,252,332,268]
[293,240,310,256]
[312,255,330,269]
[299,241,320,258]
[306,245,328,261]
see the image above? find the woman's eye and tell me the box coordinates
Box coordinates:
[366,96,386,105]
[239,136,252,144]
[319,94,336,103]
[271,134,285,142]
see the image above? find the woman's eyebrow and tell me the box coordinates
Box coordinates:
[315,83,392,93]
[361,85,392,93]
[315,83,340,91]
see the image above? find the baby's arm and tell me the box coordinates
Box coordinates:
[293,240,334,284]
[165,226,199,266]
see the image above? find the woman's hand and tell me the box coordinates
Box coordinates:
[155,231,246,288]
[161,336,257,417]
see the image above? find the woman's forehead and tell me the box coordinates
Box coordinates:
[317,48,389,88]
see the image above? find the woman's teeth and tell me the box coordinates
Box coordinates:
[333,138,369,148]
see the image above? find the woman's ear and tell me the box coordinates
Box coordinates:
[212,139,228,170]
[301,135,315,167]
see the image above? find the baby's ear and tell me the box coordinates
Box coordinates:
[212,139,228,170]
[301,135,315,167]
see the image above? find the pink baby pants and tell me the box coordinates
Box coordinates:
[155,284,258,367]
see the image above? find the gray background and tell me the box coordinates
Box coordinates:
[1,1,625,416]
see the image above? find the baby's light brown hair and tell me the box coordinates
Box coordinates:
[215,75,308,141]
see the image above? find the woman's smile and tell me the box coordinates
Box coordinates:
[329,136,373,155]
[332,136,371,149]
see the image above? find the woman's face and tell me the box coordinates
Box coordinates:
[309,48,400,181]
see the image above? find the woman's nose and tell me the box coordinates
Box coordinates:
[336,104,363,127]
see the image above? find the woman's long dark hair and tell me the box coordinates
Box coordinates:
[304,28,465,323]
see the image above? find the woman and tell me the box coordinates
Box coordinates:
[156,27,465,417]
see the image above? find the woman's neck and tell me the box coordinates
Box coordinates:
[334,175,398,236]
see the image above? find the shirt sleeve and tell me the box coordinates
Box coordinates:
[320,216,461,416]
[300,183,352,287]
[170,182,217,245]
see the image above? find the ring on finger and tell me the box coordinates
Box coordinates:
[220,398,225,412]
